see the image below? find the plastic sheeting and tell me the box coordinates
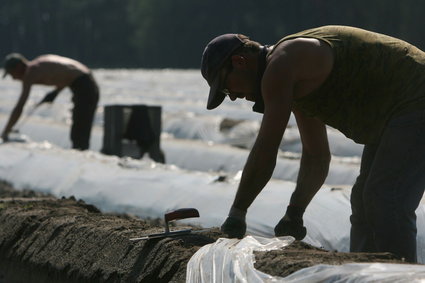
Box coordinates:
[283,262,425,283]
[187,236,425,283]
[186,236,294,282]
[0,114,361,186]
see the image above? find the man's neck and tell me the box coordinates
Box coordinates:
[252,45,270,113]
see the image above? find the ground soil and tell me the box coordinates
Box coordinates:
[0,180,408,282]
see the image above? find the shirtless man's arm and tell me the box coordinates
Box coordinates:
[38,87,65,105]
[223,38,333,238]
[1,80,32,140]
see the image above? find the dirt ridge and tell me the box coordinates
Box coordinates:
[0,181,407,282]
[0,193,221,283]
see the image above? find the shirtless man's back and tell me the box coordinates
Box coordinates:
[24,54,90,87]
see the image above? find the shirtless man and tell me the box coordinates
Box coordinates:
[2,53,99,150]
[201,26,425,262]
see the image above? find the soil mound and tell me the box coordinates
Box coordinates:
[0,181,405,282]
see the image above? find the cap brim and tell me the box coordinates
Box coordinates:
[207,74,226,110]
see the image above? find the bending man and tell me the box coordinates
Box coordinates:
[201,26,425,262]
[2,53,99,150]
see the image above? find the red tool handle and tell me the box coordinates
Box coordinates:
[164,208,200,222]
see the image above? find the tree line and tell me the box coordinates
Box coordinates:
[1,0,425,69]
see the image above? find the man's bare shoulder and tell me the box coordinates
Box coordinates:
[262,37,334,100]
[34,54,62,61]
[268,38,333,83]
[269,38,333,65]
[23,55,90,86]
[31,55,87,67]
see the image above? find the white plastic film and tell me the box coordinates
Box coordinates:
[187,237,425,283]
[186,236,294,283]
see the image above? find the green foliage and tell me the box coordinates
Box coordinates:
[1,0,425,68]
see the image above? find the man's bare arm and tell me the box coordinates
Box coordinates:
[289,110,331,209]
[221,37,334,239]
[232,86,293,211]
[38,87,65,105]
[1,82,32,139]
[231,45,298,211]
[231,38,333,208]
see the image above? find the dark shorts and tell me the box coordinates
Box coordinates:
[350,109,425,262]
[69,73,99,150]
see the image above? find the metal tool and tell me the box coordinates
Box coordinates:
[130,208,200,241]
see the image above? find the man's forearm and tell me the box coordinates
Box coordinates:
[2,106,23,135]
[232,144,277,211]
[289,152,330,209]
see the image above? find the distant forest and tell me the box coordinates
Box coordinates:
[1,0,425,68]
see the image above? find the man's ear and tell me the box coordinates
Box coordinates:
[231,55,247,69]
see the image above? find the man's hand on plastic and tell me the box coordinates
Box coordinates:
[274,216,307,240]
[274,205,307,240]
[39,89,60,105]
[220,216,246,239]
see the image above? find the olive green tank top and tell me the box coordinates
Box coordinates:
[275,25,425,144]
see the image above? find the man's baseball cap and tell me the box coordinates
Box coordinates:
[201,34,249,110]
[3,53,25,78]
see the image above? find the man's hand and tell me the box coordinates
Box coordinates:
[274,217,307,240]
[220,216,247,239]
[38,89,60,105]
[274,205,307,240]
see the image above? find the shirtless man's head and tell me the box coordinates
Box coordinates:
[3,53,28,80]
[201,34,262,110]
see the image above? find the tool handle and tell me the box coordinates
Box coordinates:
[164,208,199,222]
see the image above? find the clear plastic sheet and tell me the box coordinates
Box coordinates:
[186,236,294,283]
[283,262,425,283]
[187,236,425,283]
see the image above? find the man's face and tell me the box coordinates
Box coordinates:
[221,65,256,102]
